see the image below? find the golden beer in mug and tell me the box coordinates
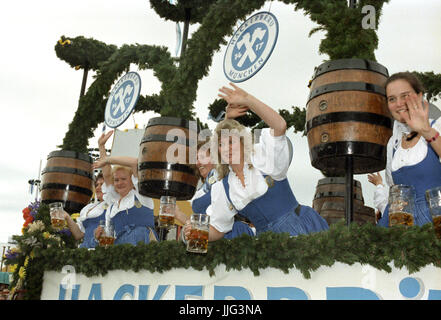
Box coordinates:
[99,235,115,247]
[186,214,210,254]
[49,202,65,231]
[389,211,414,227]
[51,218,66,231]
[98,220,115,247]
[159,196,176,228]
[388,185,415,227]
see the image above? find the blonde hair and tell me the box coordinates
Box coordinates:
[213,119,254,180]
[111,165,133,183]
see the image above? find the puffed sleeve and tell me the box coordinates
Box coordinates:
[207,181,236,233]
[373,184,389,214]
[132,174,154,209]
[385,137,394,187]
[101,182,119,205]
[251,128,290,180]
[76,218,85,233]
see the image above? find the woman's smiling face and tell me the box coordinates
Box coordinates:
[113,169,133,198]
[219,134,243,165]
[386,79,416,123]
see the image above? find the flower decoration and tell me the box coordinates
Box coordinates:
[4,248,20,261]
[27,221,45,234]
[21,201,40,229]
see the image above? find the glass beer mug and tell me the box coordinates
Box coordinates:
[159,196,176,229]
[98,220,115,247]
[425,186,441,238]
[186,214,210,254]
[49,202,65,231]
[388,184,415,227]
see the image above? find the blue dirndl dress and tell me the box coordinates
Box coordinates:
[110,196,158,245]
[378,124,441,227]
[80,211,107,248]
[221,174,314,236]
[78,202,107,249]
[192,169,255,239]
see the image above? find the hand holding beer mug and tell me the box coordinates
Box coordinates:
[97,220,115,247]
[388,184,415,227]
[49,202,66,231]
[186,214,210,254]
[426,186,441,238]
[159,196,176,228]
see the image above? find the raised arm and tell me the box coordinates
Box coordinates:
[94,156,138,177]
[218,83,286,136]
[98,131,114,186]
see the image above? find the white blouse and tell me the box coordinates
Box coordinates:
[76,201,109,233]
[207,128,291,233]
[373,118,441,214]
[101,175,154,221]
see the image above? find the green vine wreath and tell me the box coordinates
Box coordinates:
[7,219,441,300]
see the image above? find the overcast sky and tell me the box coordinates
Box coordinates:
[0,0,440,243]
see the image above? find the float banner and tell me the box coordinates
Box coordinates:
[40,263,441,300]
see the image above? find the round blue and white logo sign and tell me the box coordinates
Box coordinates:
[104,72,141,128]
[223,11,278,83]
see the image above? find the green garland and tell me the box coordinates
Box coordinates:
[6,202,441,300]
[56,0,440,154]
[10,220,441,300]
[55,35,117,71]
[150,0,218,23]
[413,71,441,102]
[292,0,391,61]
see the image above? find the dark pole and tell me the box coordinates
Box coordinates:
[346,0,356,226]
[79,65,89,98]
[345,156,354,226]
[180,8,191,57]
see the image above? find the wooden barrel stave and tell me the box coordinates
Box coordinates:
[138,117,199,200]
[41,150,93,214]
[320,201,375,226]
[313,177,364,213]
[306,58,392,175]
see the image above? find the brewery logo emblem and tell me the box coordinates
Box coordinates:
[223,11,278,83]
[105,72,142,128]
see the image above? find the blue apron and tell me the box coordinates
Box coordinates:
[192,169,255,239]
[378,123,441,227]
[80,206,107,249]
[221,174,311,236]
[111,196,158,245]
[297,203,329,233]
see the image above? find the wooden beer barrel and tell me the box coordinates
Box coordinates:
[312,177,364,213]
[138,117,199,200]
[306,58,392,175]
[320,201,376,226]
[41,150,94,214]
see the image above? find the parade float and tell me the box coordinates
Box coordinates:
[3,0,441,301]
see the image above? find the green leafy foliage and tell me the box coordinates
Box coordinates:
[58,0,394,152]
[292,0,391,61]
[413,71,441,102]
[150,0,218,23]
[55,35,117,70]
[16,221,441,300]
